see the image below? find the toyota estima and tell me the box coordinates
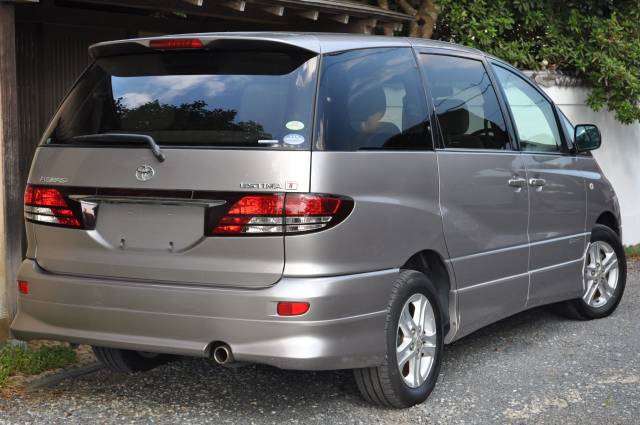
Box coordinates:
[12,33,626,408]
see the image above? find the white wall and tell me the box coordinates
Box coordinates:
[542,86,640,245]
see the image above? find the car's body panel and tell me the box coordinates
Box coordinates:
[284,151,446,276]
[12,259,397,370]
[437,150,529,337]
[12,33,623,370]
[28,147,310,287]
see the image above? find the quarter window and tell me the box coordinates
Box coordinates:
[419,54,510,150]
[492,66,561,152]
[315,48,430,151]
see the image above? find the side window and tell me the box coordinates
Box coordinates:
[419,54,510,150]
[315,48,430,151]
[492,66,561,152]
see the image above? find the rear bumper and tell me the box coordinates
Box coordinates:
[11,260,397,370]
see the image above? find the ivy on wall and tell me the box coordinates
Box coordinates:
[366,0,640,124]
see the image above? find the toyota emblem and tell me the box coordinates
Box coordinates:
[135,165,155,182]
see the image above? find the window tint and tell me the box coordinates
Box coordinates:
[315,48,430,151]
[45,51,318,149]
[492,66,561,152]
[420,54,510,150]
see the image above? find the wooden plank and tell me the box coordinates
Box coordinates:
[328,13,349,24]
[263,5,285,16]
[298,9,319,20]
[0,3,21,336]
[224,1,246,12]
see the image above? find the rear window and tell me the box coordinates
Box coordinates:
[44,50,318,150]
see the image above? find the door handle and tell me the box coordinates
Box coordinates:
[529,178,546,187]
[508,177,527,188]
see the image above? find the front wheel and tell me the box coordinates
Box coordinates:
[563,225,627,320]
[354,270,444,408]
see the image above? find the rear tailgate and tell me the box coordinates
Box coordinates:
[25,37,318,288]
[28,148,309,287]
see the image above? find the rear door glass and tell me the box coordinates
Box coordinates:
[314,47,431,151]
[45,51,318,149]
[419,54,511,150]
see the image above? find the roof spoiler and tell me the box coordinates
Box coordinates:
[89,34,321,59]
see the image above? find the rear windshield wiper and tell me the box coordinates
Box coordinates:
[70,133,166,162]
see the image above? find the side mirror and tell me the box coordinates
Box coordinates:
[574,124,601,152]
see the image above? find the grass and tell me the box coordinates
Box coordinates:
[0,342,77,387]
[625,245,640,258]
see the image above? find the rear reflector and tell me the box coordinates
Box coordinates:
[24,185,83,228]
[149,38,204,50]
[18,280,29,295]
[277,302,310,316]
[211,193,353,235]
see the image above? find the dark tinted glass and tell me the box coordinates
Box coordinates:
[420,55,510,150]
[315,48,431,151]
[44,51,318,149]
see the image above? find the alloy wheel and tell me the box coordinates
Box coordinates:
[396,293,437,388]
[583,241,619,308]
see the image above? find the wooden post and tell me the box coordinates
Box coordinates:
[0,3,20,341]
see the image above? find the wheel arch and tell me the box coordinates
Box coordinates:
[595,211,620,236]
[401,250,452,336]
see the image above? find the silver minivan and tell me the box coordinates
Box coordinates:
[12,33,626,408]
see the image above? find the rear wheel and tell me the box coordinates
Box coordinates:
[354,270,443,408]
[563,225,626,320]
[92,346,174,373]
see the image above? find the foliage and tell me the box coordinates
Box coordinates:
[625,244,640,258]
[0,343,77,387]
[430,0,640,124]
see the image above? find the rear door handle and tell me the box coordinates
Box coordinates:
[508,177,527,188]
[529,178,546,187]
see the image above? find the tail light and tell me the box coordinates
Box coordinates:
[24,185,83,228]
[211,193,353,236]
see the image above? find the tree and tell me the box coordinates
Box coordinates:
[374,0,439,38]
[363,0,640,124]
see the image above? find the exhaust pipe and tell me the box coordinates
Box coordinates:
[212,344,234,365]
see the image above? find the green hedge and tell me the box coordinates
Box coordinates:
[430,0,640,124]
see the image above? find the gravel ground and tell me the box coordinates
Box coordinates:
[1,260,638,425]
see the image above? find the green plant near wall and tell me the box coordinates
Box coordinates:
[363,0,640,124]
[433,0,640,124]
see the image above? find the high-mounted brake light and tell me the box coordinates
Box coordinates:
[24,185,82,228]
[149,38,204,50]
[211,193,353,236]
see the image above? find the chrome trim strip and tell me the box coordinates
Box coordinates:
[456,257,585,294]
[529,257,584,274]
[456,272,529,294]
[448,232,591,263]
[69,195,226,207]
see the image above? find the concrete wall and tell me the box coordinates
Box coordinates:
[542,85,640,245]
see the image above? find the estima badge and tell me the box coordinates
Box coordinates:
[135,165,155,182]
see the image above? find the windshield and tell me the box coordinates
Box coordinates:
[44,50,318,149]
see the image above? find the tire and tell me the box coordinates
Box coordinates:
[92,346,174,373]
[563,224,627,320]
[354,270,444,408]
